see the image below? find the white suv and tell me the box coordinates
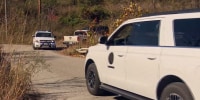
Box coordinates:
[84,10,200,100]
[32,31,56,50]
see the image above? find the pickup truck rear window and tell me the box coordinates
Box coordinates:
[74,32,87,36]
[174,18,200,47]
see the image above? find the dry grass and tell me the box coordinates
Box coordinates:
[58,41,88,57]
[0,46,49,100]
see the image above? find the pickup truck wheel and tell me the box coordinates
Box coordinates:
[160,82,193,100]
[86,63,105,96]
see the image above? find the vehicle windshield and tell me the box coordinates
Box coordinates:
[36,32,52,37]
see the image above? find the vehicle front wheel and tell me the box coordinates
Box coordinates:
[33,45,37,50]
[86,63,105,96]
[160,82,193,100]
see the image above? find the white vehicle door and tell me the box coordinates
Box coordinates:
[103,24,133,89]
[125,20,161,98]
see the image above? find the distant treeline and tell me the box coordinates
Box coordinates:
[0,0,199,44]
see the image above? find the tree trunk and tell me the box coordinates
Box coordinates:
[196,0,200,8]
[152,0,156,10]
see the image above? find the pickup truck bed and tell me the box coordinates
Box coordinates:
[63,36,79,47]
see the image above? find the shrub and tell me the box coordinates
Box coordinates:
[111,2,145,31]
[59,14,82,26]
[0,46,49,99]
[81,5,110,22]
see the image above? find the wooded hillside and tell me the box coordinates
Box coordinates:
[0,0,199,44]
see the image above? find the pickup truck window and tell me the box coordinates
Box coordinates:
[174,18,200,47]
[74,31,87,36]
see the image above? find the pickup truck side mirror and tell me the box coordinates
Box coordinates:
[54,36,57,38]
[99,36,108,44]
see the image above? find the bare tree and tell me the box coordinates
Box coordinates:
[152,0,156,10]
[196,0,200,8]
[4,0,7,39]
[192,0,200,8]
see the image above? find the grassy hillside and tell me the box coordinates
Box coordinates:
[0,0,199,44]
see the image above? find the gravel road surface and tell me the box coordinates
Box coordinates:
[2,44,128,100]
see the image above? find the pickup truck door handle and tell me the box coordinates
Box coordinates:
[147,58,156,60]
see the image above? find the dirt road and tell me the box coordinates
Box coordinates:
[2,44,127,100]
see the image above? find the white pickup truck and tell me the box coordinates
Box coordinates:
[85,10,200,100]
[63,30,89,47]
[32,31,56,50]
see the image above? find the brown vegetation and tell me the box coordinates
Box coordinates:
[0,0,199,44]
[0,46,49,99]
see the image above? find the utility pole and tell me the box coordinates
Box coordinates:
[38,0,41,30]
[5,0,7,40]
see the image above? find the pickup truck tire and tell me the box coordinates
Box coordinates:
[160,82,193,100]
[86,63,105,96]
